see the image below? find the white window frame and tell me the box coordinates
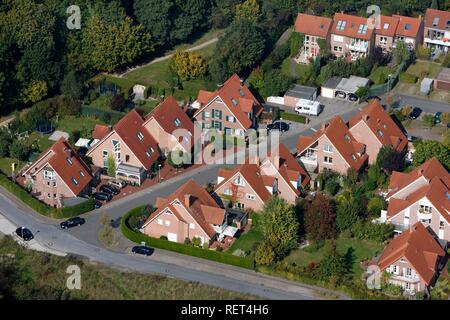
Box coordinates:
[157,219,163,225]
[246,193,256,200]
[324,144,333,153]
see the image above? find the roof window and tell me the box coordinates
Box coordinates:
[231,98,238,106]
[71,178,78,186]
[137,132,144,141]
[66,157,73,166]
[174,118,181,127]
[404,23,411,30]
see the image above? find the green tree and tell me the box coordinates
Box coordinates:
[170,50,207,81]
[422,114,436,128]
[317,242,347,285]
[262,69,291,97]
[289,32,304,57]
[0,128,13,157]
[111,94,127,112]
[21,80,48,104]
[367,197,387,217]
[304,193,337,241]
[133,0,173,45]
[259,197,299,258]
[376,146,404,174]
[107,156,116,177]
[61,71,83,100]
[9,140,30,161]
[254,240,276,265]
[335,192,360,232]
[235,0,262,23]
[392,40,410,65]
[413,140,450,169]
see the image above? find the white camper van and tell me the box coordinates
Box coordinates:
[294,99,321,116]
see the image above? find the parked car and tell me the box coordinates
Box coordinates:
[267,121,289,132]
[60,217,86,229]
[15,227,34,241]
[99,184,120,196]
[434,112,442,124]
[93,200,102,209]
[348,94,358,102]
[108,179,127,189]
[335,91,346,99]
[76,146,88,158]
[408,107,422,119]
[407,134,419,142]
[131,246,154,256]
[92,192,112,202]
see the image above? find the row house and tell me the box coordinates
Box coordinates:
[375,15,424,53]
[424,8,450,54]
[376,222,446,295]
[142,179,247,244]
[192,74,263,141]
[87,109,161,185]
[293,13,333,63]
[378,157,450,243]
[22,138,93,208]
[214,144,310,212]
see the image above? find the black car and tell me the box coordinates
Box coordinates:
[348,94,358,102]
[131,246,154,256]
[15,227,34,241]
[99,184,120,196]
[93,200,102,209]
[267,121,289,132]
[92,192,112,202]
[408,107,422,119]
[60,217,86,229]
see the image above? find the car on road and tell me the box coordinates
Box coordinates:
[108,179,127,189]
[267,121,289,133]
[15,227,34,241]
[60,217,86,229]
[92,192,112,202]
[131,246,154,256]
[408,107,422,119]
[434,112,442,124]
[99,184,120,196]
[93,200,102,209]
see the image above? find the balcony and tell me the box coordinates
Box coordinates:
[424,37,450,47]
[418,211,432,221]
[390,274,420,283]
[299,152,318,173]
[347,42,368,53]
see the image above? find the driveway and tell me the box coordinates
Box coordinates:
[387,93,450,113]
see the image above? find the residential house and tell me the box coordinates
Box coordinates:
[330,13,375,61]
[191,74,263,141]
[143,96,197,156]
[392,15,424,51]
[296,116,368,176]
[374,15,400,54]
[86,109,161,185]
[424,8,450,54]
[348,101,408,165]
[22,138,93,208]
[378,158,450,242]
[294,13,333,63]
[214,144,311,211]
[376,222,446,295]
[141,179,247,244]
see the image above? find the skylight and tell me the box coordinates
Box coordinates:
[80,171,85,177]
[377,129,384,137]
[336,20,346,31]
[433,17,439,26]
[404,23,411,30]
[137,132,144,141]
[66,157,73,166]
[383,23,389,29]
[71,178,78,186]
[239,88,245,97]
[231,98,238,106]
[174,118,181,127]
[357,24,368,34]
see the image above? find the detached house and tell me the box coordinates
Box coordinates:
[192,74,263,141]
[424,8,450,54]
[330,13,375,61]
[296,116,368,176]
[86,109,160,185]
[143,96,197,156]
[376,222,446,295]
[294,13,333,63]
[22,138,93,208]
[378,157,450,242]
[348,101,408,165]
[214,144,310,211]
[142,179,247,244]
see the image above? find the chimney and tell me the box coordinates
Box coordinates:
[363,114,369,121]
[418,169,424,176]
[184,194,192,208]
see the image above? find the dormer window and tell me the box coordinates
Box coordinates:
[357,24,368,34]
[174,118,181,127]
[433,17,439,27]
[137,132,144,141]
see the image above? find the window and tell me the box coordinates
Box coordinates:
[53,193,57,199]
[357,24,368,34]
[66,157,73,166]
[226,115,235,123]
[351,154,356,161]
[44,170,56,180]
[53,181,56,187]
[246,193,256,200]
[336,20,346,31]
[214,110,221,118]
[420,205,432,213]
[421,219,432,224]
[383,23,389,29]
[47,193,51,198]
[145,151,151,158]
[174,118,181,127]
[234,175,245,186]
[324,156,333,164]
[79,171,85,178]
[157,219,163,225]
[405,282,411,290]
[71,178,78,186]
[165,220,170,226]
[204,111,210,118]
[189,223,195,230]
[377,129,384,137]
[224,188,232,195]
[324,144,333,153]
[136,132,144,141]
[440,221,445,230]
[231,98,238,106]
[125,155,130,162]
[406,268,412,276]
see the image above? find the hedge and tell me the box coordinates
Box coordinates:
[121,206,255,270]
[279,112,307,124]
[399,72,417,84]
[0,173,94,219]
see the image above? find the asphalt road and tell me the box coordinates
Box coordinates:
[390,93,450,113]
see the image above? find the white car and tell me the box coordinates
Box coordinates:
[108,179,127,189]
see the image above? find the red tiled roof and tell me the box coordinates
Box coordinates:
[375,15,399,37]
[331,13,374,40]
[425,9,450,30]
[144,179,225,238]
[113,109,160,170]
[393,15,423,38]
[387,157,450,199]
[92,124,111,140]
[25,138,92,196]
[297,116,368,171]
[194,74,262,130]
[349,101,407,153]
[387,176,450,224]
[145,96,196,146]
[378,222,445,285]
[295,13,333,38]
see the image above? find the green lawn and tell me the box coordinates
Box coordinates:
[27,132,54,153]
[405,60,443,79]
[230,215,264,254]
[135,99,161,114]
[284,237,383,278]
[0,157,24,176]
[281,57,310,80]
[369,66,396,85]
[55,115,104,138]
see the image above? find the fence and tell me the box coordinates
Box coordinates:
[363,62,407,100]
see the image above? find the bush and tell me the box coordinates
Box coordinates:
[254,241,276,265]
[399,72,417,84]
[325,179,340,196]
[367,197,387,217]
[279,112,306,123]
[121,207,254,269]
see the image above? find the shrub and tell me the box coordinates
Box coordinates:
[325,179,340,196]
[254,241,276,265]
[160,235,168,240]
[367,197,387,217]
[399,72,417,84]
[184,238,191,245]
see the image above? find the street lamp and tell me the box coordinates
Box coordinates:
[158,164,161,182]
[387,74,392,92]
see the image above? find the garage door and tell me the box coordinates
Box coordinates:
[321,87,334,99]
[167,233,178,242]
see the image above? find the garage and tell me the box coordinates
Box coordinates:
[167,232,178,242]
[283,85,318,109]
[434,68,450,91]
[335,76,370,102]
[321,77,341,98]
